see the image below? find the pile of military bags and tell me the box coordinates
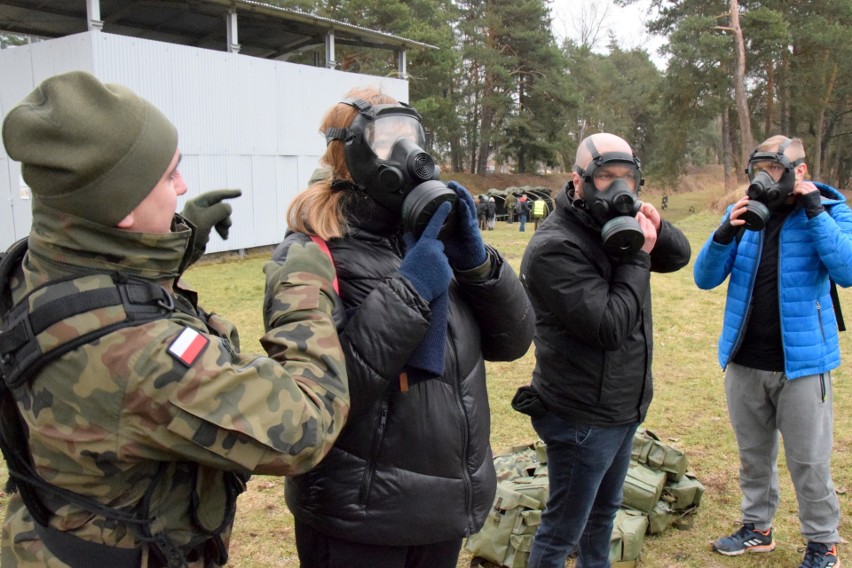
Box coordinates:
[465,428,704,568]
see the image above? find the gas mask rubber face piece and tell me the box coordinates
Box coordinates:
[327,98,456,239]
[576,138,645,256]
[742,138,801,231]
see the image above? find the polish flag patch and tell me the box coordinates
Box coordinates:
[167,327,209,367]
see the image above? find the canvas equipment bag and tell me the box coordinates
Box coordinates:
[665,473,705,512]
[622,462,667,514]
[647,500,675,535]
[465,477,547,568]
[467,430,703,568]
[609,508,649,567]
[631,428,688,481]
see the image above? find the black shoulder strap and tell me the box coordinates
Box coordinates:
[0,238,29,315]
[0,246,192,565]
[1,270,174,389]
[831,279,845,332]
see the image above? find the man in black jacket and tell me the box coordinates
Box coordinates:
[517,133,691,568]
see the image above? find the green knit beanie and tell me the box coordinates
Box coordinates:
[2,71,178,226]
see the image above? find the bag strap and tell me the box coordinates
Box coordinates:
[830,278,845,332]
[1,271,175,389]
[309,235,340,295]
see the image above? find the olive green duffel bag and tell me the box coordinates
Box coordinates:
[631,428,689,481]
[622,461,667,514]
[609,508,649,566]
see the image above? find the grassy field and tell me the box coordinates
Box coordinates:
[187,184,852,567]
[4,182,851,567]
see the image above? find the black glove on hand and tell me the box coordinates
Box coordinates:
[400,202,453,302]
[443,181,487,270]
[181,189,242,262]
[799,190,825,219]
[713,216,741,244]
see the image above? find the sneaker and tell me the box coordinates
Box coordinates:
[712,523,775,556]
[800,542,840,568]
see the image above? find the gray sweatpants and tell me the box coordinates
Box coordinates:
[724,363,840,543]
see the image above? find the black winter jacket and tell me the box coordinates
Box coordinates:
[520,190,690,426]
[270,226,534,546]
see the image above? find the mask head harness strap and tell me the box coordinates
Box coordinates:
[745,137,804,178]
[324,98,421,145]
[572,138,644,195]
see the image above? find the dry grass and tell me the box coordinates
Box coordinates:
[3,172,851,567]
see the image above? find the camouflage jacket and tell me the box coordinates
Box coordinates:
[0,204,349,567]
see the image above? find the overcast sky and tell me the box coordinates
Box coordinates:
[549,0,668,68]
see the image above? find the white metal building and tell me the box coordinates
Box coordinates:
[0,1,430,253]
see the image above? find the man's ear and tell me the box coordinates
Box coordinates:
[572,171,584,199]
[116,211,135,229]
[796,162,809,181]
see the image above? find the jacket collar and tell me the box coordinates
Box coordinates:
[28,202,193,281]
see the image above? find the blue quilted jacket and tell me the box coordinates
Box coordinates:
[693,183,852,379]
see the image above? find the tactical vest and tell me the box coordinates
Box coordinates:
[0,238,243,568]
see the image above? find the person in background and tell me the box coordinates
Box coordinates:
[0,70,349,567]
[516,132,690,568]
[477,194,489,230]
[487,196,497,230]
[516,194,531,232]
[532,198,549,231]
[505,192,516,224]
[271,86,534,568]
[694,135,852,568]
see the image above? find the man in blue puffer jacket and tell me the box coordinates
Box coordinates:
[694,135,852,568]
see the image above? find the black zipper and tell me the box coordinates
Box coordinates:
[727,232,762,366]
[358,392,390,504]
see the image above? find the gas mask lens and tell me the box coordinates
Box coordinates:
[592,165,640,192]
[364,115,426,160]
[747,160,786,182]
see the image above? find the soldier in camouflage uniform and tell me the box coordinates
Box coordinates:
[0,71,349,567]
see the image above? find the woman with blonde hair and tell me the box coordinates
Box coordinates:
[266,86,534,568]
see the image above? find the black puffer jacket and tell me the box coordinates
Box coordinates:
[270,225,534,546]
[520,190,690,426]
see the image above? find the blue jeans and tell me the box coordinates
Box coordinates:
[528,413,638,568]
[519,213,527,231]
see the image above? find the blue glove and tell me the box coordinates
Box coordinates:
[400,202,453,302]
[444,181,487,270]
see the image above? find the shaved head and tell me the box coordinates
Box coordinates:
[575,133,633,172]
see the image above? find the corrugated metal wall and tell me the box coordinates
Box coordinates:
[0,31,409,253]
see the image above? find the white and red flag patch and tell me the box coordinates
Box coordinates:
[167,327,209,367]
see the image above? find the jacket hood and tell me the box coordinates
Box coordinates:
[815,181,846,206]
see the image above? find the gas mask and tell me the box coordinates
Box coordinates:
[741,137,801,231]
[326,98,456,238]
[570,138,645,256]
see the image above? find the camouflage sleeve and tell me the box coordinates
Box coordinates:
[121,248,348,477]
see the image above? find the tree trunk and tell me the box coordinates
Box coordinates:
[722,111,736,192]
[764,62,775,139]
[730,0,754,168]
[810,53,838,181]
